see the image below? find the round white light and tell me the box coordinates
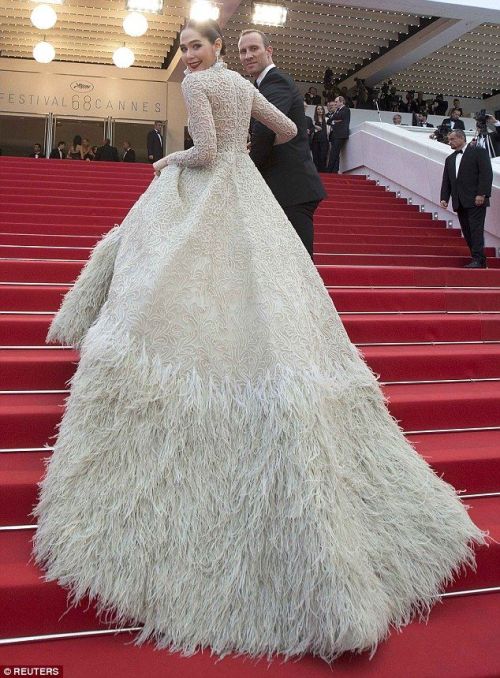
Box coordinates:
[113,46,135,68]
[33,41,56,63]
[30,4,57,30]
[123,12,148,37]
[190,1,220,22]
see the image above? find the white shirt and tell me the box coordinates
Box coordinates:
[256,64,276,88]
[455,144,467,176]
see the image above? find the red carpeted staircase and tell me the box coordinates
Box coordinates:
[0,157,499,678]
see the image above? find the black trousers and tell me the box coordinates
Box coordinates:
[282,201,320,259]
[456,204,487,262]
[327,137,347,173]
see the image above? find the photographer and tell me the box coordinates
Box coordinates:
[471,113,500,158]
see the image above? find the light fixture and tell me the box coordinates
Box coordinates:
[126,0,163,12]
[113,46,135,68]
[31,3,58,30]
[33,40,56,63]
[190,0,220,22]
[252,3,287,27]
[123,12,148,37]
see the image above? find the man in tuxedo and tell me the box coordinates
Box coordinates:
[94,139,119,161]
[147,121,164,163]
[29,143,43,158]
[415,113,434,128]
[440,130,493,268]
[49,141,66,159]
[304,102,315,148]
[442,109,465,131]
[326,96,350,173]
[122,140,136,162]
[238,29,326,259]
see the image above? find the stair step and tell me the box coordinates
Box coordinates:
[1,382,500,448]
[1,593,499,678]
[361,344,500,382]
[319,265,500,287]
[330,287,500,312]
[343,313,500,344]
[315,243,476,256]
[0,312,500,346]
[0,498,497,638]
[3,427,500,526]
[317,253,500,268]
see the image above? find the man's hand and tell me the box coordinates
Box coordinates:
[154,170,161,178]
[475,195,486,207]
[486,115,498,125]
[440,200,448,208]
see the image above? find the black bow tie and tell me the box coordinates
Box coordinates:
[456,150,463,154]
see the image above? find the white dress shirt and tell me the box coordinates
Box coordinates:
[256,64,276,88]
[455,144,467,176]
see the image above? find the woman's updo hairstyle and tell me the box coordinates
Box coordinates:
[183,19,226,56]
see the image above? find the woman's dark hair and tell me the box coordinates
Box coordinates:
[72,135,82,147]
[182,20,226,56]
[314,106,325,124]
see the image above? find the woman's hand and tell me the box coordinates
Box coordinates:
[154,170,161,178]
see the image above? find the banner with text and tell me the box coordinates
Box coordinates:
[0,70,167,121]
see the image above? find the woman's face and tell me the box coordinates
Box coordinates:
[180,28,221,72]
[316,106,323,116]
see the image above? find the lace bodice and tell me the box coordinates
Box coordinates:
[153,64,297,171]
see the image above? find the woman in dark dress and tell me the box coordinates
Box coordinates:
[311,105,328,172]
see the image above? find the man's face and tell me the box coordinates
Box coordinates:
[448,132,465,150]
[334,97,342,108]
[58,143,65,150]
[451,110,460,120]
[34,144,41,153]
[327,101,336,113]
[123,141,130,150]
[393,115,401,125]
[154,122,162,132]
[238,32,273,78]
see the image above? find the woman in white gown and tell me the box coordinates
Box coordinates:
[34,21,485,662]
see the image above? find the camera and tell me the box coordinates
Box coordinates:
[475,109,489,129]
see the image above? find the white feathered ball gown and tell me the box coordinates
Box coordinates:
[33,62,485,662]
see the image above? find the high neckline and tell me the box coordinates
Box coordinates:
[184,60,227,76]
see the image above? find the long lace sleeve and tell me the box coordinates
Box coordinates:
[251,88,297,145]
[153,76,217,171]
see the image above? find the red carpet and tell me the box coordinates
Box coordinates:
[0,157,499,677]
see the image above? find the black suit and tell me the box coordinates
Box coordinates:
[327,105,350,173]
[49,148,66,159]
[440,145,493,263]
[123,148,136,162]
[94,144,119,161]
[250,67,326,258]
[147,129,163,163]
[442,118,466,131]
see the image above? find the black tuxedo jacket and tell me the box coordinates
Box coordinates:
[94,144,119,161]
[329,106,350,140]
[123,148,136,162]
[442,118,465,131]
[250,67,326,208]
[440,145,493,210]
[147,129,163,162]
[49,148,66,159]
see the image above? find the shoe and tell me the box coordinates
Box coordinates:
[464,259,487,269]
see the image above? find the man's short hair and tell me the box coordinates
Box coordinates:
[452,108,461,116]
[449,129,466,141]
[58,141,66,146]
[154,120,162,125]
[239,29,270,48]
